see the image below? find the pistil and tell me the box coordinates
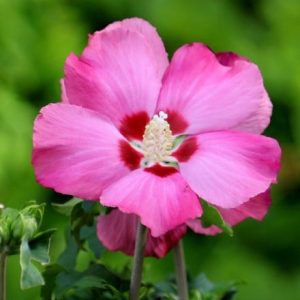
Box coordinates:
[142,112,174,164]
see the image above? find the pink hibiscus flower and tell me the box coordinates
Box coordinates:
[33,18,281,238]
[97,190,271,257]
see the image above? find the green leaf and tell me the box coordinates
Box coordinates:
[29,229,56,264]
[52,197,83,216]
[41,264,65,300]
[191,273,241,300]
[70,201,100,250]
[200,200,233,236]
[54,263,129,299]
[58,201,102,270]
[80,225,104,259]
[145,276,178,300]
[190,290,202,300]
[20,239,45,289]
[142,273,241,300]
[58,229,79,271]
[20,228,55,289]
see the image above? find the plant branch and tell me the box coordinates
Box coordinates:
[0,251,7,300]
[174,240,189,300]
[129,220,148,300]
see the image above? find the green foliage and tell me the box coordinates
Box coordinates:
[56,199,104,268]
[42,263,129,300]
[52,198,83,217]
[42,198,239,299]
[43,198,129,299]
[143,273,240,300]
[29,229,56,265]
[20,239,45,289]
[0,202,55,289]
[190,273,241,300]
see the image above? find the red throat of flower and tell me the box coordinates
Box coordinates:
[119,111,197,176]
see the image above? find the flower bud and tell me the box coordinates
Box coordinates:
[19,203,44,240]
[21,203,44,227]
[21,215,38,240]
[11,214,25,241]
[0,203,45,252]
[0,216,11,247]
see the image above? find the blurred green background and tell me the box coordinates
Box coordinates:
[1,0,300,299]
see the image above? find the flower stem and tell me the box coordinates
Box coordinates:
[0,252,7,300]
[174,240,189,300]
[130,220,148,300]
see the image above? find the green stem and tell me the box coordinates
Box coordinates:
[174,240,189,300]
[129,220,148,300]
[0,252,7,300]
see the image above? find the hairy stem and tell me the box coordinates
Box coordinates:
[0,252,7,300]
[174,240,189,300]
[129,220,148,300]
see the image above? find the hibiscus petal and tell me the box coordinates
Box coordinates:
[216,52,272,134]
[178,131,281,208]
[32,103,130,200]
[187,190,271,235]
[97,210,186,258]
[218,189,272,223]
[187,220,220,236]
[104,17,168,78]
[100,168,202,237]
[157,43,267,135]
[64,20,166,133]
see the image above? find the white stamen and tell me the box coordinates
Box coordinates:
[159,111,168,119]
[142,111,174,163]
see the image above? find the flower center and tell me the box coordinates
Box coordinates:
[142,111,174,163]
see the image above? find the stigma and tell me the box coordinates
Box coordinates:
[142,111,174,164]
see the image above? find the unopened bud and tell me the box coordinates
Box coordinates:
[0,218,11,245]
[22,216,38,240]
[11,214,25,241]
[21,203,44,227]
[0,203,45,251]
